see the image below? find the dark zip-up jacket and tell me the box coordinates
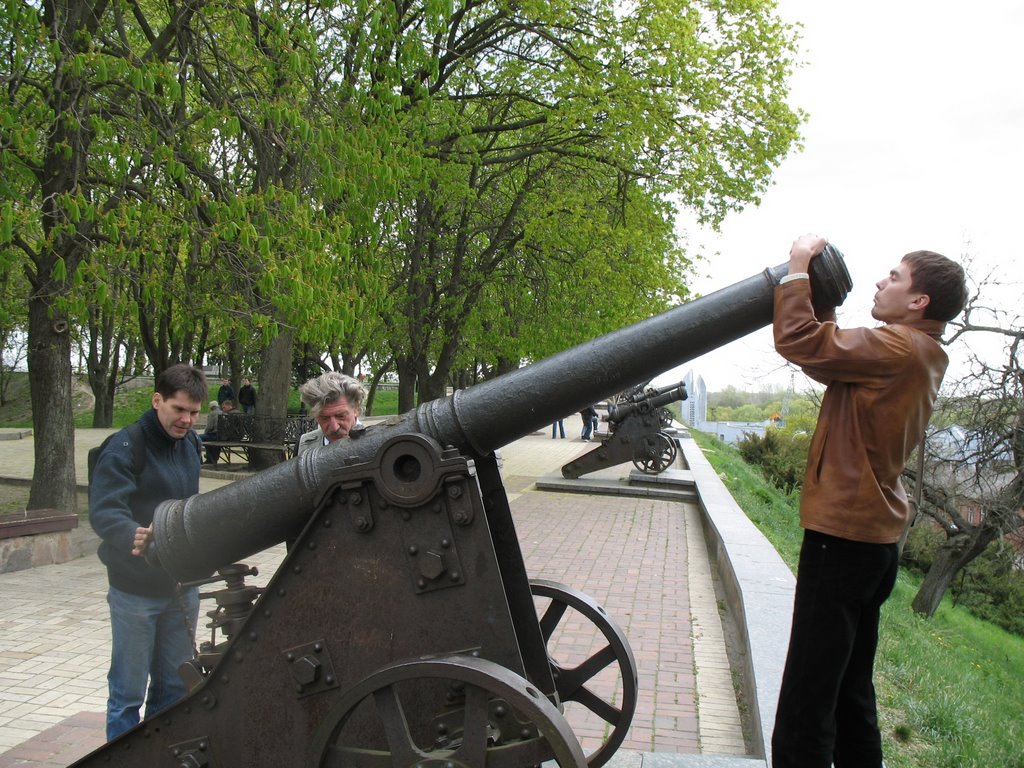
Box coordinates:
[89,408,201,596]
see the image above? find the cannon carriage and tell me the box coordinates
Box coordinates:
[70,249,850,768]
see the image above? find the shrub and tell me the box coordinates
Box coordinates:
[737,428,810,493]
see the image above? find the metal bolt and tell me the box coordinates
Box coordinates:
[291,654,322,686]
[419,551,445,580]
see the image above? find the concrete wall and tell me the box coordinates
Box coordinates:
[679,436,795,766]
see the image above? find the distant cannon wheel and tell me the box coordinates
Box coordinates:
[530,580,638,768]
[633,431,677,474]
[312,654,587,768]
[658,407,674,428]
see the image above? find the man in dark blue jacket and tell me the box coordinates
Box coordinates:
[89,364,207,741]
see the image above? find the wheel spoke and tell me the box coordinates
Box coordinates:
[371,685,422,765]
[538,598,569,641]
[561,644,617,694]
[452,684,490,766]
[572,685,622,725]
[321,746,395,768]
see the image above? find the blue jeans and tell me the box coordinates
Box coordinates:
[105,586,199,741]
[552,420,565,438]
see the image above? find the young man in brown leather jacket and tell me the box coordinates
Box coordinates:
[770,234,967,768]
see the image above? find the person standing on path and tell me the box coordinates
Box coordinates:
[216,377,234,406]
[770,234,967,768]
[579,405,599,441]
[88,364,207,741]
[237,377,257,414]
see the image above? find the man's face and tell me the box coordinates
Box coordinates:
[222,401,234,413]
[872,261,924,324]
[152,392,202,439]
[316,396,359,443]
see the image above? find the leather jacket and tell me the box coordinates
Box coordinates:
[773,279,948,544]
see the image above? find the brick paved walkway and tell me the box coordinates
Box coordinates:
[0,425,750,766]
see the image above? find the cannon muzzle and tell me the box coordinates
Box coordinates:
[153,245,850,582]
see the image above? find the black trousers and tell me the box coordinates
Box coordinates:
[771,530,899,768]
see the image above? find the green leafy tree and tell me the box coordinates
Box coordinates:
[0,0,193,511]
[371,0,802,409]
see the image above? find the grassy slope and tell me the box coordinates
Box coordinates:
[692,429,1024,768]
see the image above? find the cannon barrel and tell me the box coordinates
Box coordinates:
[608,383,687,424]
[153,246,850,582]
[623,380,688,404]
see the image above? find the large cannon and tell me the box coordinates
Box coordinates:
[71,248,850,768]
[561,380,689,479]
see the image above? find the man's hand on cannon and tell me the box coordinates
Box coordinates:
[132,524,153,557]
[787,233,841,322]
[787,233,828,273]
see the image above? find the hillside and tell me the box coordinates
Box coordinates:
[0,372,96,428]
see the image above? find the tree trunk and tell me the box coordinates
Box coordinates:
[227,331,243,395]
[248,329,293,471]
[27,297,77,513]
[86,305,122,428]
[396,356,417,413]
[91,376,114,427]
[911,527,998,617]
[363,355,394,417]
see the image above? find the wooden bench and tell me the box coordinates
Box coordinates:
[202,440,298,463]
[204,414,315,465]
[0,508,78,538]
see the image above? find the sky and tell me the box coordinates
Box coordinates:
[653,0,1024,393]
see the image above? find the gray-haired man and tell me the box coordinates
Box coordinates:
[296,371,367,455]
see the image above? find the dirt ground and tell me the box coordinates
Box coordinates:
[0,484,31,514]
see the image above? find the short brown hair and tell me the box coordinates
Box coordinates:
[902,251,968,322]
[156,364,208,402]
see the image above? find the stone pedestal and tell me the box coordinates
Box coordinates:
[0,509,79,572]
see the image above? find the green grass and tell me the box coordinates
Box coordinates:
[691,429,1024,768]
